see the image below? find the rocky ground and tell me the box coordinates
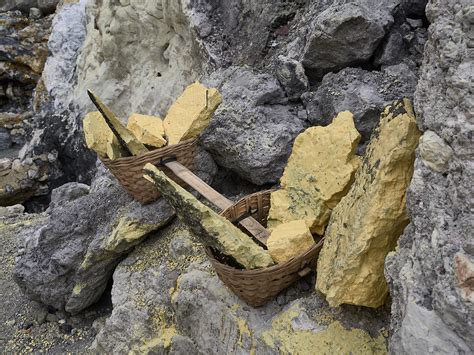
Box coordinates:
[0,213,100,353]
[0,0,472,353]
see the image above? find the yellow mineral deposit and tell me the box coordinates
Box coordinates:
[267,111,361,235]
[316,99,421,308]
[261,304,387,354]
[163,81,222,145]
[83,111,126,160]
[127,113,167,148]
[143,164,274,269]
[267,220,315,263]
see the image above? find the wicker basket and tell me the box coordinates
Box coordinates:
[101,138,198,204]
[206,190,324,307]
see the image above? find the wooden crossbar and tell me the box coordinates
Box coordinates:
[163,160,269,246]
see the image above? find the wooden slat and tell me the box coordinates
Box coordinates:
[164,161,269,246]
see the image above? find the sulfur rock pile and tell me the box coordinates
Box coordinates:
[261,99,419,307]
[83,81,222,159]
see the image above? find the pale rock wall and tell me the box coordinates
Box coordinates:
[385,0,474,353]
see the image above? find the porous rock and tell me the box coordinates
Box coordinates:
[13,171,174,314]
[385,1,474,353]
[201,66,306,185]
[267,220,314,263]
[316,99,421,308]
[163,82,221,145]
[267,111,360,235]
[83,111,124,160]
[127,113,166,148]
[143,164,274,269]
[302,1,395,79]
[92,219,388,353]
[418,130,453,173]
[275,55,309,100]
[302,65,418,147]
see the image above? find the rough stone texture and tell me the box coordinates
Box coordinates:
[385,1,474,353]
[163,82,222,145]
[0,9,52,136]
[267,220,314,263]
[83,111,124,160]
[143,164,273,270]
[267,112,360,235]
[317,100,420,308]
[0,155,49,206]
[92,219,390,354]
[201,66,306,185]
[13,171,175,314]
[302,65,418,147]
[302,1,396,79]
[275,55,309,100]
[418,130,454,173]
[127,113,166,148]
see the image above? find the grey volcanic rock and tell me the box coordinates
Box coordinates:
[93,220,389,353]
[275,55,309,100]
[385,0,474,353]
[302,1,396,79]
[201,66,306,185]
[14,172,175,314]
[302,64,418,145]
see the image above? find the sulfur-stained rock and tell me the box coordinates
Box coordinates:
[267,111,361,235]
[83,111,125,160]
[143,164,273,270]
[163,82,222,145]
[267,220,315,263]
[316,99,421,308]
[127,113,167,148]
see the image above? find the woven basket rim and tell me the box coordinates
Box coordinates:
[208,188,325,273]
[100,137,198,164]
[206,238,324,274]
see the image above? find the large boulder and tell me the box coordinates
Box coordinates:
[201,66,306,185]
[316,99,421,308]
[302,64,418,149]
[385,1,474,353]
[267,112,360,235]
[302,1,396,79]
[14,172,175,314]
[93,221,390,353]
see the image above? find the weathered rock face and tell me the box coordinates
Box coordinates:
[267,112,360,235]
[83,111,124,160]
[163,82,221,145]
[0,10,52,113]
[13,173,175,314]
[385,0,474,353]
[302,1,396,79]
[267,220,314,263]
[92,219,390,354]
[127,113,166,148]
[302,65,418,148]
[143,164,274,270]
[201,66,306,185]
[317,99,420,308]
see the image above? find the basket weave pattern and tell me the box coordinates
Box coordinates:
[206,190,324,307]
[101,138,198,204]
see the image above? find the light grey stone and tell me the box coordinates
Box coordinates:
[385,1,474,353]
[419,130,454,173]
